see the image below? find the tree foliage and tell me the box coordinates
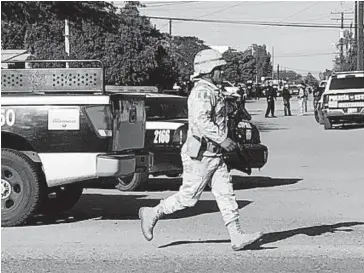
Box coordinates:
[1,1,276,88]
[304,72,319,87]
[170,36,210,80]
[222,44,272,83]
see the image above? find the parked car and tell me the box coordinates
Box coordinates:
[115,93,188,191]
[316,71,364,129]
[116,92,269,191]
[289,84,301,96]
[221,80,240,95]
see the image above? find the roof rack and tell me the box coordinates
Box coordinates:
[1,60,105,94]
[332,70,364,75]
[105,85,159,93]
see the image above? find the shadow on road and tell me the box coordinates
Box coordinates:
[158,221,364,250]
[253,121,289,132]
[26,195,251,226]
[144,176,302,192]
[23,175,301,227]
[232,176,302,190]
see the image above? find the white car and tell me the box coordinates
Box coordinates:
[221,80,240,96]
[316,71,364,129]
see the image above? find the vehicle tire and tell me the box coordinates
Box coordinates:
[324,118,332,130]
[38,185,83,215]
[1,149,44,227]
[115,172,149,191]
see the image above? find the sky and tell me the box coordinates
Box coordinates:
[127,0,356,78]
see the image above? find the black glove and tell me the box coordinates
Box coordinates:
[220,137,237,152]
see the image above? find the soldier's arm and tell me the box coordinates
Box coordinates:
[193,89,227,144]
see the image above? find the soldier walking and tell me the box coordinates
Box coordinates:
[138,49,263,251]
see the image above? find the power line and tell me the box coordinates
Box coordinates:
[196,2,246,19]
[143,15,349,29]
[276,52,338,58]
[140,1,198,8]
[278,2,319,23]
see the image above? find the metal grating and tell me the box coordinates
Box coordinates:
[1,68,103,93]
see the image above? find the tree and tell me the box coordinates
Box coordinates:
[221,44,272,83]
[170,36,210,80]
[319,69,332,81]
[304,72,319,88]
[280,70,303,82]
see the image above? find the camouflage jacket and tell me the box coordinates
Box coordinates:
[182,79,228,157]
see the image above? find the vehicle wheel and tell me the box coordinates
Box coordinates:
[38,185,83,215]
[1,149,44,227]
[115,172,149,191]
[324,118,332,130]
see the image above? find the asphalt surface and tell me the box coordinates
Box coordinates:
[2,96,364,273]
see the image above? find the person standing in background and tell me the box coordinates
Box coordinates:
[297,84,305,116]
[303,85,309,113]
[282,83,292,116]
[265,81,277,118]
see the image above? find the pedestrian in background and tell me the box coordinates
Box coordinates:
[265,81,277,118]
[297,84,305,116]
[138,49,263,251]
[303,86,309,113]
[282,83,292,116]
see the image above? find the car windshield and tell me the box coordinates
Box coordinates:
[329,77,364,90]
[146,97,188,121]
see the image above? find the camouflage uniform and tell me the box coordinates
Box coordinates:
[160,79,239,226]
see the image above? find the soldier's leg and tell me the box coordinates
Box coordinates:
[139,154,215,241]
[288,100,292,115]
[265,100,271,117]
[160,155,216,214]
[209,159,238,225]
[209,159,262,251]
[271,100,275,116]
[284,100,287,116]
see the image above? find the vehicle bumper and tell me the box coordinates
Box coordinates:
[223,144,268,169]
[97,154,136,177]
[97,152,151,177]
[323,108,364,123]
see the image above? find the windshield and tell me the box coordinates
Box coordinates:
[330,77,364,90]
[146,97,188,121]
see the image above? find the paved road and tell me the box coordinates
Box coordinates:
[2,97,364,273]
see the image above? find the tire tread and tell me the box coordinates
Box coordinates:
[1,149,44,227]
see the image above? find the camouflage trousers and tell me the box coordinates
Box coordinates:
[160,153,239,226]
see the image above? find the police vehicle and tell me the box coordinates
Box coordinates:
[316,71,364,129]
[105,88,188,191]
[113,90,268,191]
[1,60,149,226]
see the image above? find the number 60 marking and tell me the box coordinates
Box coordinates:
[1,109,16,127]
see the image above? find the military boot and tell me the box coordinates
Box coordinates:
[139,205,164,241]
[227,220,263,251]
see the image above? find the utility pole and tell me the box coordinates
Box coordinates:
[271,46,274,79]
[331,11,354,71]
[358,1,364,70]
[65,19,70,68]
[169,19,172,35]
[277,64,280,84]
[355,1,358,44]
